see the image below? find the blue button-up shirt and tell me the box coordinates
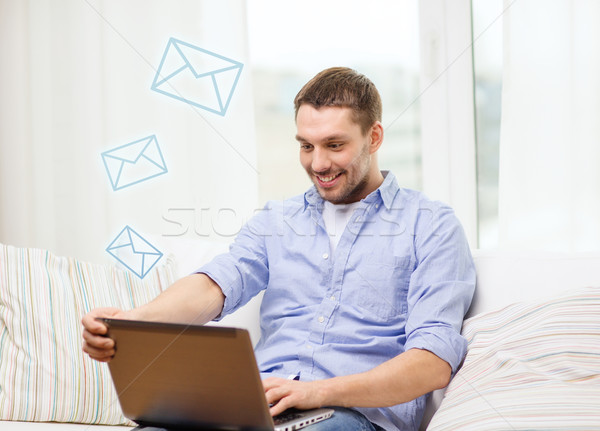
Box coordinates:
[198,171,475,430]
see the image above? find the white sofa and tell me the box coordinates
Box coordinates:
[1,241,599,431]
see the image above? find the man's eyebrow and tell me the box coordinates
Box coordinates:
[295,134,349,143]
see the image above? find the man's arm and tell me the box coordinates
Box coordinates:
[81,273,225,362]
[264,348,451,416]
[129,273,225,324]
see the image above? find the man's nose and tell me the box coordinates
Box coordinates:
[311,148,331,173]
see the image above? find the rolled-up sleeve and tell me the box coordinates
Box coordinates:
[196,205,271,318]
[403,202,476,373]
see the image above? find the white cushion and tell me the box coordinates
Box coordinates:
[0,420,132,430]
[0,243,175,425]
[420,250,600,429]
[427,286,600,430]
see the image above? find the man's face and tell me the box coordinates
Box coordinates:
[296,105,380,204]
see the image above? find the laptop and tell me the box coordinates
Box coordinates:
[99,318,334,431]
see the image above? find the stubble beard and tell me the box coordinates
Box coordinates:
[312,146,372,204]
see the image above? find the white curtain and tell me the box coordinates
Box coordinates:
[0,0,258,263]
[498,0,600,252]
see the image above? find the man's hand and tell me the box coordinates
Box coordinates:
[81,307,130,362]
[263,377,328,416]
[262,349,451,416]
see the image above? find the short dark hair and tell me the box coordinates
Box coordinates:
[294,67,382,134]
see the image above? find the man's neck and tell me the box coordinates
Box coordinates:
[351,169,384,204]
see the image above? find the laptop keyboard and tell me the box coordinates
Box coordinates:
[273,411,303,425]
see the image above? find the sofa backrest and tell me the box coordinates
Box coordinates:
[468,249,600,318]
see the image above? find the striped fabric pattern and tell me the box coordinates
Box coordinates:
[0,243,175,425]
[427,286,600,430]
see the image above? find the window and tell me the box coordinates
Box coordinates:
[472,0,503,249]
[246,0,422,203]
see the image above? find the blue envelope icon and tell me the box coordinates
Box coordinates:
[150,38,243,116]
[106,226,163,279]
[101,135,167,191]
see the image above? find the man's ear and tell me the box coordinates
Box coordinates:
[368,121,384,154]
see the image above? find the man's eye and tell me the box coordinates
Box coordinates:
[301,144,313,150]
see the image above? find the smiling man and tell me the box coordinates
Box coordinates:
[83,67,476,431]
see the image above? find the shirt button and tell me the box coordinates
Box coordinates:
[322,253,329,259]
[330,296,336,301]
[318,316,325,323]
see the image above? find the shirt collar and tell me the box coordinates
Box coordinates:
[303,170,399,210]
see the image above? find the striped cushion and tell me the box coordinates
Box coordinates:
[427,286,600,430]
[0,243,176,425]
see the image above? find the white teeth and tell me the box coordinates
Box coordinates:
[318,174,339,182]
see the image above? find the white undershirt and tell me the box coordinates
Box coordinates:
[322,200,362,253]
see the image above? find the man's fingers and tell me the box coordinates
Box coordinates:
[81,308,125,363]
[81,315,105,335]
[82,329,114,349]
[265,387,284,405]
[264,380,305,416]
[82,341,115,361]
[270,399,291,417]
[262,377,286,391]
[264,379,325,416]
[266,388,294,417]
[81,308,117,335]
